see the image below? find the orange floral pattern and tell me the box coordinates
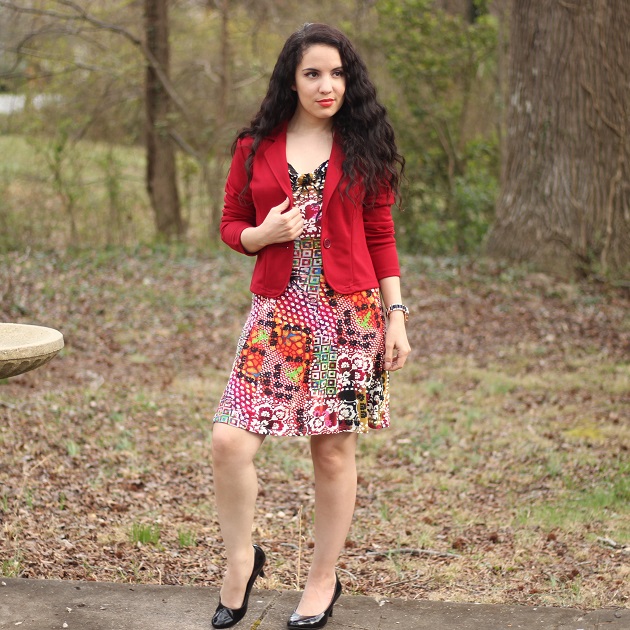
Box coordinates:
[214,162,389,436]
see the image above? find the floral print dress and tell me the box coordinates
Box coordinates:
[213,160,390,436]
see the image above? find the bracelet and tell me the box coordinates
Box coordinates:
[386,303,409,322]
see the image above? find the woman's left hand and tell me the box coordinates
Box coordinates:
[384,316,411,371]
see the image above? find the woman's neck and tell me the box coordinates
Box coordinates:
[287,113,334,136]
[285,114,335,175]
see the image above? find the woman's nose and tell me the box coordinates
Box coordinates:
[319,77,332,93]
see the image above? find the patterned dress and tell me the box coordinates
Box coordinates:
[213,161,390,436]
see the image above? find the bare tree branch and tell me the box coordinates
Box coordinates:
[367,548,461,559]
[0,0,189,116]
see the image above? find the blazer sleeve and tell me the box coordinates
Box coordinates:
[219,138,257,256]
[363,184,401,280]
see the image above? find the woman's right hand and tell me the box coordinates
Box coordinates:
[240,197,303,253]
[260,197,304,244]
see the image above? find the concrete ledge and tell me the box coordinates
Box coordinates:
[0,324,63,360]
[1,578,628,630]
[0,323,64,379]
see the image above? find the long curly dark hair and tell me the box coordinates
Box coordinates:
[234,23,404,202]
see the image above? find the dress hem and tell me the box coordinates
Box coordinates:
[212,415,390,437]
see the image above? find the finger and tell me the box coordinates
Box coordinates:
[386,343,410,371]
[292,223,305,239]
[278,197,291,213]
[384,345,395,371]
[289,211,304,227]
[398,344,411,369]
[395,347,410,370]
[271,197,291,214]
[285,207,303,222]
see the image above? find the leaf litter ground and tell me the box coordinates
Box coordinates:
[1,249,628,611]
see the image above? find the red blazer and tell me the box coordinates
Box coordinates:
[220,123,400,298]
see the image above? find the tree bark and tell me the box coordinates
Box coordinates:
[486,0,630,278]
[145,0,183,239]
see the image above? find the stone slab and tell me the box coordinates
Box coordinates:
[0,323,63,379]
[1,579,628,630]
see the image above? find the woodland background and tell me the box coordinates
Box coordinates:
[0,0,627,278]
[0,0,505,258]
[0,0,629,613]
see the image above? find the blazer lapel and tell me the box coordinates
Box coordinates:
[322,137,343,212]
[263,124,292,200]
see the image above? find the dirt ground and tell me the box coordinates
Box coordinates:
[1,249,628,610]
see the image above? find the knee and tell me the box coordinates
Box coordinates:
[311,439,356,478]
[211,428,245,467]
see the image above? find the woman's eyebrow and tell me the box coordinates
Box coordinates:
[301,66,344,71]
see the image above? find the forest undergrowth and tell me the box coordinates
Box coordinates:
[1,248,628,610]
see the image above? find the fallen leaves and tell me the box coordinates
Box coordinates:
[0,250,628,609]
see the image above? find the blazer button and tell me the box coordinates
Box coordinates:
[323,238,331,249]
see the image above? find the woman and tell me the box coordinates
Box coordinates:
[211,23,410,629]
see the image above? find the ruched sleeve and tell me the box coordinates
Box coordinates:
[363,184,400,280]
[219,137,257,256]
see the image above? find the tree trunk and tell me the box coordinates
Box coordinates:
[486,0,630,278]
[145,0,183,239]
[206,0,231,242]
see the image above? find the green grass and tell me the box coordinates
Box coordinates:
[130,523,161,546]
[177,529,197,548]
[0,134,219,251]
[66,440,81,457]
[23,489,34,509]
[1,556,23,578]
[515,456,629,539]
[1,248,628,607]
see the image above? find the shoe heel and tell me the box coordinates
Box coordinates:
[212,545,266,629]
[260,569,266,578]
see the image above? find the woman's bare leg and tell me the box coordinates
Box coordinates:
[295,432,358,615]
[211,422,265,609]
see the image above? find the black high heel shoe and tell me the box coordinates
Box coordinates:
[287,575,342,629]
[212,545,266,629]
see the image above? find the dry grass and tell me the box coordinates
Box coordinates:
[1,249,628,610]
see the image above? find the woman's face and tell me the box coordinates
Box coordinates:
[293,44,346,124]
